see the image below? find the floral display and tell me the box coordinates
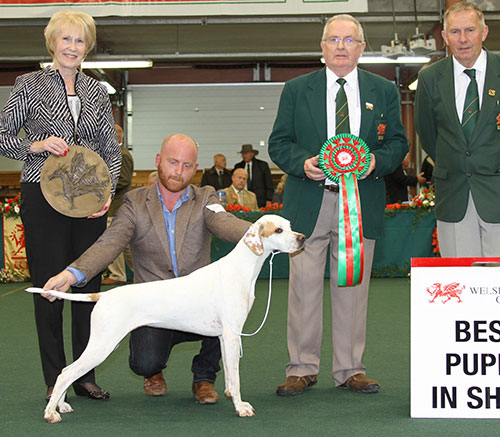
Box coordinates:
[410,187,435,209]
[225,203,252,213]
[259,202,283,212]
[0,193,21,218]
[385,186,435,217]
[0,266,30,283]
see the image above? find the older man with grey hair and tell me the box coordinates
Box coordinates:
[269,14,408,396]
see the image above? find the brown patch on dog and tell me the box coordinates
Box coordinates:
[261,221,278,238]
[89,293,100,302]
[243,229,264,255]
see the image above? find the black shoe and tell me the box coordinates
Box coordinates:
[73,382,110,400]
[46,385,54,401]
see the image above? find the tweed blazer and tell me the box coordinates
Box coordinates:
[71,184,250,284]
[234,158,274,207]
[415,51,500,223]
[268,67,408,239]
[223,186,259,211]
[0,68,121,191]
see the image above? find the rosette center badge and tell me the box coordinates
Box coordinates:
[319,134,371,182]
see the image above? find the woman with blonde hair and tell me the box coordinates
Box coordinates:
[0,9,121,401]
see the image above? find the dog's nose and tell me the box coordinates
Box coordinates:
[297,234,306,244]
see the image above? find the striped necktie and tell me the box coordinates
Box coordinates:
[462,69,479,143]
[336,78,350,134]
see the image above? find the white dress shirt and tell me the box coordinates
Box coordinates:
[326,66,362,138]
[453,49,487,123]
[325,67,362,186]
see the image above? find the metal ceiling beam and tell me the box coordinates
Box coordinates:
[0,14,448,27]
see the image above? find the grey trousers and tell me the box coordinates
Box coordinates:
[437,192,500,257]
[285,189,375,385]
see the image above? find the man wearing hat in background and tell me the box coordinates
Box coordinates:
[234,144,273,208]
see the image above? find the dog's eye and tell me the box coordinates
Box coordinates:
[275,228,283,234]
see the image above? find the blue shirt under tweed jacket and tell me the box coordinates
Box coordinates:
[0,67,121,193]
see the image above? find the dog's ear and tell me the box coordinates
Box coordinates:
[243,223,264,256]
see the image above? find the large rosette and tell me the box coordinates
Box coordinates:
[319,134,370,286]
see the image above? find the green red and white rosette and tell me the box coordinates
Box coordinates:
[319,134,371,287]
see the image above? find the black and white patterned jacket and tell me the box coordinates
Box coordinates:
[0,68,121,193]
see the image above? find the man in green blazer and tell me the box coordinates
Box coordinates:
[268,15,408,396]
[415,2,500,257]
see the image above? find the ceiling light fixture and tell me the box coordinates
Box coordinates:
[359,56,430,64]
[40,60,153,69]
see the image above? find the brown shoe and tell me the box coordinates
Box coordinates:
[192,381,219,404]
[339,373,380,393]
[276,375,318,396]
[144,372,167,396]
[101,278,126,286]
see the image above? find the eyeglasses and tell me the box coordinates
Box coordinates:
[322,37,362,47]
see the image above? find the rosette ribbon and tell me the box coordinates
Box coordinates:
[319,134,371,286]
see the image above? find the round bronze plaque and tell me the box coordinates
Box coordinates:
[40,146,112,218]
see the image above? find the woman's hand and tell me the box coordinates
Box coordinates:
[30,136,69,156]
[87,194,111,219]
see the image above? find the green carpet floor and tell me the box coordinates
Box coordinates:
[1,278,498,436]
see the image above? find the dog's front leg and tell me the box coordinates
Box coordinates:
[220,327,255,417]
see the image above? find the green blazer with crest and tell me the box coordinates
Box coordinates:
[415,51,500,223]
[268,67,408,239]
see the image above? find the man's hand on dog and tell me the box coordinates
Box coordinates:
[42,270,77,302]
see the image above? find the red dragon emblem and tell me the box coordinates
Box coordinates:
[427,282,464,303]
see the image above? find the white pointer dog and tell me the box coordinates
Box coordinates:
[27,215,305,423]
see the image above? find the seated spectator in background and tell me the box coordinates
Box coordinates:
[223,168,258,210]
[201,153,232,190]
[234,144,273,208]
[102,124,134,286]
[148,170,158,186]
[421,155,434,187]
[272,174,287,204]
[384,153,426,204]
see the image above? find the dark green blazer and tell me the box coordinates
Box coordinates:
[268,67,408,239]
[415,51,500,223]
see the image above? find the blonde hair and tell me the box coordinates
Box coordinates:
[44,9,96,57]
[322,14,365,42]
[444,2,485,32]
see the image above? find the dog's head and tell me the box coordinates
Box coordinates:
[243,215,305,256]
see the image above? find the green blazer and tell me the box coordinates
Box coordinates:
[268,67,408,239]
[415,51,500,223]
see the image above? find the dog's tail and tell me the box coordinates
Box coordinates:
[26,287,101,302]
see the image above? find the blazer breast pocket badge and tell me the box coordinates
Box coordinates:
[377,122,386,141]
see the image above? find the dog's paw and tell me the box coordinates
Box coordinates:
[235,401,255,417]
[224,389,232,399]
[44,409,62,423]
[58,401,73,414]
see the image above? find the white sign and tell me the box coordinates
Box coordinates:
[0,0,368,18]
[411,257,500,419]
